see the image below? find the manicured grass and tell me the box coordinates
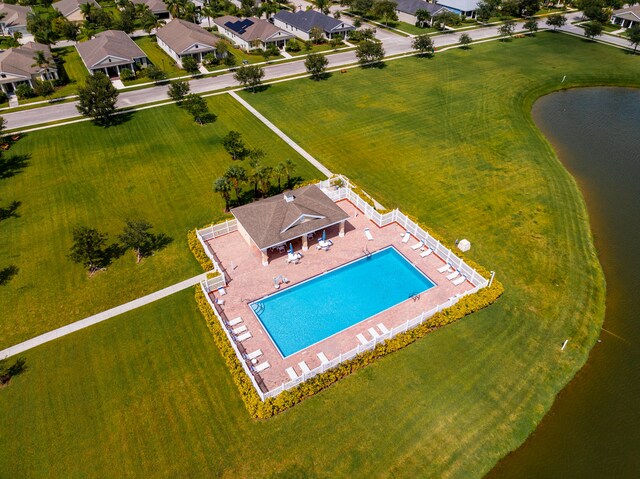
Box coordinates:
[133,36,185,78]
[1,33,638,478]
[0,95,321,348]
[394,21,440,35]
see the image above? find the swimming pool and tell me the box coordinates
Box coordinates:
[249,246,436,357]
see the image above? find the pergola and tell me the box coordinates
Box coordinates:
[230,185,350,266]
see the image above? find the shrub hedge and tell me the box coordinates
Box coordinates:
[187,229,213,271]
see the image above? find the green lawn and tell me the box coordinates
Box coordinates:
[133,36,185,78]
[394,21,440,35]
[1,32,639,478]
[0,95,321,348]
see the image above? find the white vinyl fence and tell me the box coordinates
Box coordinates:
[196,219,237,292]
[197,176,490,401]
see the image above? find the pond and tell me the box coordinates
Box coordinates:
[489,87,640,477]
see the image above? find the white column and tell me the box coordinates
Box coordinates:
[339,220,345,237]
[261,250,269,266]
[302,235,308,251]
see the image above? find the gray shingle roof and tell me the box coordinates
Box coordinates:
[273,10,354,34]
[396,0,448,16]
[0,42,53,78]
[0,4,32,28]
[231,184,350,250]
[612,5,640,21]
[76,30,147,70]
[156,19,220,54]
[131,0,168,15]
[214,15,293,43]
[53,0,100,19]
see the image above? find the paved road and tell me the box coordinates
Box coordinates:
[0,272,209,359]
[4,13,635,131]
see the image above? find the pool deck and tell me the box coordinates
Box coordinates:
[205,199,474,392]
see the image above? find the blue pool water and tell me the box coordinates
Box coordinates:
[250,247,436,357]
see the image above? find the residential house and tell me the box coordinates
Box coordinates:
[156,19,222,67]
[53,0,101,23]
[272,9,355,41]
[611,6,640,29]
[435,0,479,18]
[131,0,170,19]
[0,42,59,94]
[214,15,294,51]
[0,3,32,36]
[76,30,149,78]
[393,0,449,26]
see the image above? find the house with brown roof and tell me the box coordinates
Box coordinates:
[53,0,101,23]
[214,15,294,51]
[131,0,170,19]
[231,185,350,266]
[0,42,58,94]
[611,5,640,29]
[0,3,32,36]
[76,30,149,78]
[156,19,222,68]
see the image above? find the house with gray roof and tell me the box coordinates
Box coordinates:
[76,30,149,78]
[214,15,294,51]
[394,0,449,26]
[611,5,640,29]
[131,0,170,19]
[272,10,355,41]
[435,0,479,18]
[0,42,59,95]
[53,0,101,23]
[0,3,32,36]
[156,19,222,68]
[231,185,350,265]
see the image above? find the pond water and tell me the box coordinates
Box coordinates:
[489,88,640,477]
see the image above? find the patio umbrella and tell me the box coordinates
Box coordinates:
[322,230,326,242]
[289,243,294,255]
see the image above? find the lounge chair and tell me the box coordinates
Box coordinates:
[452,276,466,286]
[228,317,243,327]
[298,361,311,374]
[368,327,380,339]
[438,264,452,274]
[317,239,333,250]
[401,232,410,243]
[215,298,225,305]
[277,244,286,253]
[447,270,460,281]
[411,241,423,250]
[357,333,368,345]
[287,253,300,264]
[286,367,299,380]
[377,323,390,334]
[217,287,227,296]
[364,228,374,241]
[232,325,247,335]
[317,352,329,364]
[420,248,433,257]
[247,349,262,361]
[236,332,252,342]
[254,361,270,373]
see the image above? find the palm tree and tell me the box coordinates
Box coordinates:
[258,166,273,197]
[32,50,54,85]
[283,159,296,188]
[273,162,286,191]
[223,164,247,203]
[165,0,184,18]
[213,177,232,211]
[201,1,217,28]
[249,162,262,198]
[79,2,95,22]
[260,0,280,19]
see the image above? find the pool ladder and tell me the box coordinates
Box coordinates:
[253,303,265,314]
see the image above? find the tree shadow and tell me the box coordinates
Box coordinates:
[361,61,386,69]
[251,84,272,94]
[0,154,31,180]
[309,72,333,81]
[0,265,19,286]
[416,52,435,58]
[140,233,174,259]
[106,111,134,127]
[0,356,27,386]
[0,200,21,221]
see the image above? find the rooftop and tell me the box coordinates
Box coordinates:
[76,30,147,69]
[214,15,293,43]
[0,3,32,28]
[395,0,447,16]
[0,42,53,79]
[156,19,220,54]
[53,0,100,18]
[273,9,354,33]
[131,0,168,14]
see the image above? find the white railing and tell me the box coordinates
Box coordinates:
[196,220,238,291]
[197,219,237,241]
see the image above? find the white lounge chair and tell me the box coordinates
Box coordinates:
[447,270,460,281]
[317,352,329,364]
[401,232,410,243]
[287,253,300,264]
[286,367,298,380]
[452,276,466,286]
[368,327,380,339]
[420,248,433,257]
[364,228,374,241]
[317,239,333,250]
[232,325,247,335]
[357,333,368,345]
[247,349,262,361]
[298,361,311,374]
[377,323,390,334]
[228,317,243,327]
[215,298,225,305]
[236,332,252,342]
[411,241,423,250]
[254,361,270,372]
[438,264,452,274]
[217,287,226,296]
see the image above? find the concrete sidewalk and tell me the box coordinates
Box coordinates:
[0,272,209,359]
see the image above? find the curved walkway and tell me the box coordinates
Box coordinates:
[0,272,209,359]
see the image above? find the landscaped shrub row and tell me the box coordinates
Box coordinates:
[187,229,213,271]
[194,274,503,419]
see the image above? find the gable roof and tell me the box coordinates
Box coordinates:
[231,184,350,250]
[435,0,480,12]
[395,0,447,16]
[76,30,147,69]
[0,3,32,28]
[0,42,54,78]
[612,5,640,21]
[131,0,168,14]
[273,10,355,34]
[156,19,220,54]
[214,15,294,43]
[53,0,101,18]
